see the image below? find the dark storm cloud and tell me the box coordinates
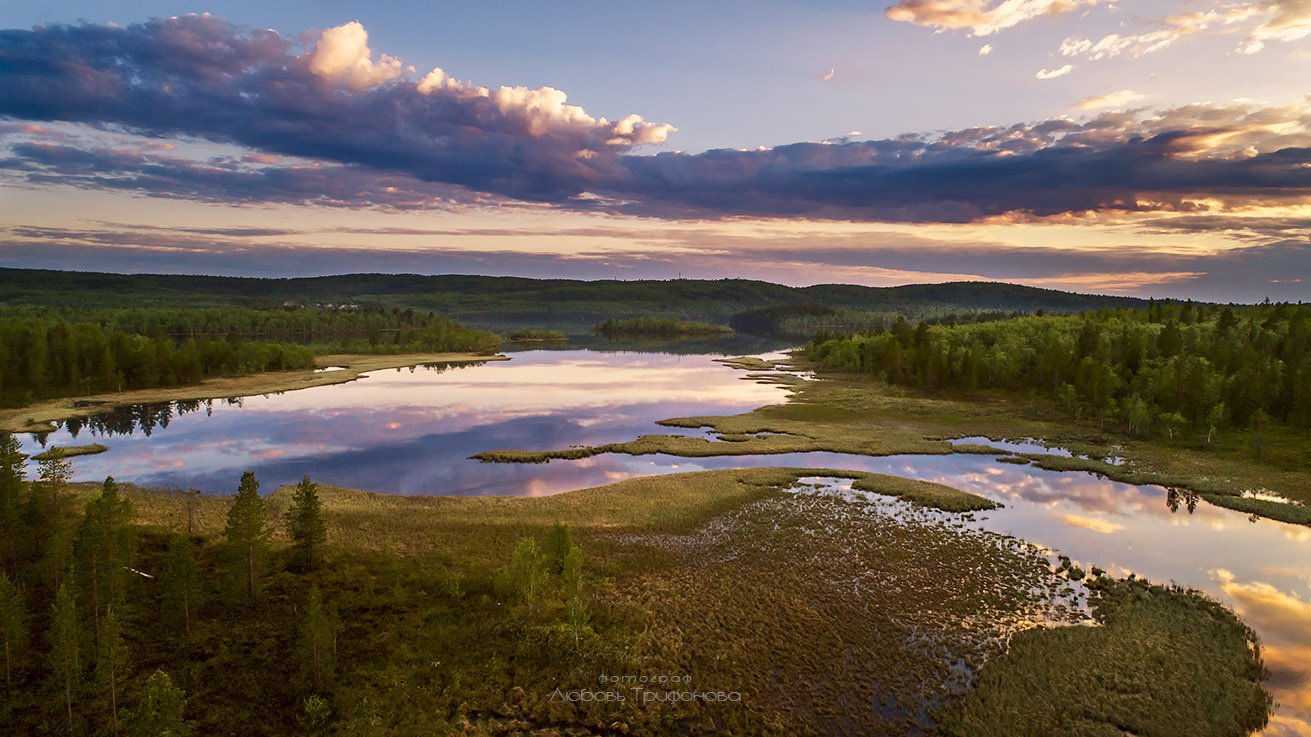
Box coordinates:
[2,16,1311,223]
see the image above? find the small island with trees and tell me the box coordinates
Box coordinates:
[505,329,568,342]
[592,316,733,338]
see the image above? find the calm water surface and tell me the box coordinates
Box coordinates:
[20,349,1311,735]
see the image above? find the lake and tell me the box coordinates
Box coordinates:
[19,348,1311,736]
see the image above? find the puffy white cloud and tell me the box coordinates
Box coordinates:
[307,21,403,89]
[1035,64,1073,79]
[978,43,994,55]
[416,66,459,94]
[885,0,1097,36]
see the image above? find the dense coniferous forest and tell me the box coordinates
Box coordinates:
[0,307,500,406]
[806,301,1311,441]
[0,442,597,737]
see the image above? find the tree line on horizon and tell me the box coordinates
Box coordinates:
[0,307,500,406]
[806,301,1311,445]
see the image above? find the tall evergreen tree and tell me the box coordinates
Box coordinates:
[0,434,24,576]
[161,536,203,638]
[223,472,268,604]
[48,582,81,734]
[75,477,134,645]
[96,606,129,735]
[26,453,72,576]
[123,670,192,737]
[0,572,26,693]
[286,476,327,573]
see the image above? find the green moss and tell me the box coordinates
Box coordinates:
[937,578,1271,737]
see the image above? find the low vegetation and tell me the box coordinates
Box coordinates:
[0,439,1271,735]
[938,575,1271,737]
[478,351,1311,524]
[30,443,108,461]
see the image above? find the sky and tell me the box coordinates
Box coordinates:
[0,0,1309,301]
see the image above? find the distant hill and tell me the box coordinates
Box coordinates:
[0,268,1153,329]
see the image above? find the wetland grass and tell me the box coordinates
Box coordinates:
[41,462,1268,736]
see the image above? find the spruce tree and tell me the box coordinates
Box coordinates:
[75,477,133,645]
[286,476,327,573]
[0,571,26,693]
[96,606,129,735]
[124,670,192,737]
[48,582,81,733]
[0,433,24,575]
[223,471,267,604]
[161,536,202,638]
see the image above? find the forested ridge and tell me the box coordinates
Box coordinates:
[0,307,499,406]
[806,301,1311,442]
[0,268,1149,326]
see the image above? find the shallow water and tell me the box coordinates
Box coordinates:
[19,349,1311,735]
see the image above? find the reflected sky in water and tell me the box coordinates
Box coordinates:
[19,350,791,494]
[19,349,1311,735]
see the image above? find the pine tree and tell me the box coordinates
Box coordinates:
[75,477,134,645]
[96,606,129,735]
[298,587,336,691]
[0,572,26,693]
[0,434,24,575]
[48,582,81,733]
[26,453,71,572]
[37,452,72,519]
[286,476,327,573]
[223,471,267,604]
[123,670,193,737]
[161,537,202,638]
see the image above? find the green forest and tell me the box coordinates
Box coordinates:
[806,301,1311,443]
[0,307,500,406]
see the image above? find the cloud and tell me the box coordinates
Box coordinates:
[0,15,674,204]
[1035,64,1074,79]
[1059,0,1311,62]
[307,20,403,89]
[1241,0,1311,53]
[1,17,1311,227]
[978,43,994,55]
[884,0,1096,36]
[1073,90,1145,110]
[819,66,836,81]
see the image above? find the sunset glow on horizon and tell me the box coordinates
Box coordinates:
[1,1,1309,300]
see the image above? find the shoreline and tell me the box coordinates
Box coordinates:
[0,351,508,433]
